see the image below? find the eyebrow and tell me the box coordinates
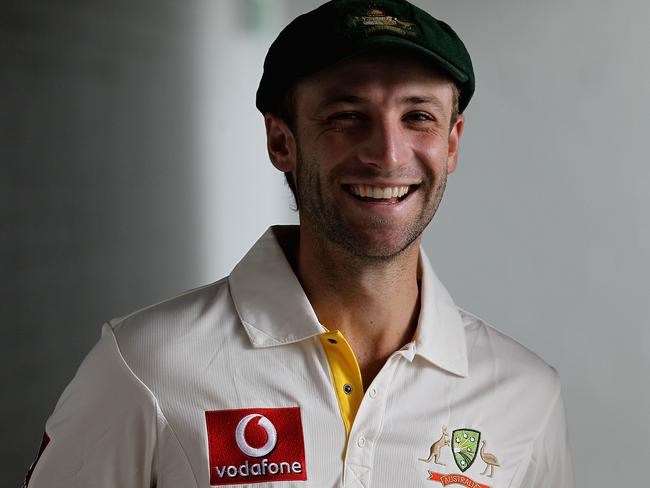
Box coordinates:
[400,96,445,111]
[317,93,446,112]
[317,94,366,110]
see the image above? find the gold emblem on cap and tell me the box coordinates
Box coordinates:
[349,8,416,36]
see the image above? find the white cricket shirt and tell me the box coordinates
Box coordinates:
[26,226,573,488]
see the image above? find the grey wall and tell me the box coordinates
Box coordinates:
[3,1,649,486]
[193,0,298,281]
[414,1,650,487]
[1,1,202,484]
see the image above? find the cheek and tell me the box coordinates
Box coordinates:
[306,139,352,176]
[414,140,449,172]
[295,145,331,192]
[318,132,354,159]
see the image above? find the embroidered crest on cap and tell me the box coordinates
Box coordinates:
[348,7,416,36]
[205,407,307,485]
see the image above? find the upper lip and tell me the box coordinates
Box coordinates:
[342,182,420,187]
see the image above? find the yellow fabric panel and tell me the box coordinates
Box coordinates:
[319,329,364,438]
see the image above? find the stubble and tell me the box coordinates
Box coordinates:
[294,141,448,264]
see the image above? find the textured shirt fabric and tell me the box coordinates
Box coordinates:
[27,226,573,488]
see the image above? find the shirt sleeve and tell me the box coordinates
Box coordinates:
[26,324,159,488]
[519,385,574,488]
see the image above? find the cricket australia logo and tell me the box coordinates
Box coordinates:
[418,425,500,488]
[452,429,480,472]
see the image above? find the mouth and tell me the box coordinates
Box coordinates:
[343,184,419,204]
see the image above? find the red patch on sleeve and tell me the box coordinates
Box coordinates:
[23,432,50,487]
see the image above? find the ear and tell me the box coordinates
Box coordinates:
[446,114,465,175]
[264,113,297,173]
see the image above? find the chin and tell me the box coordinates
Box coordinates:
[330,226,420,261]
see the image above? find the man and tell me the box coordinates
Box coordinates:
[25,1,573,487]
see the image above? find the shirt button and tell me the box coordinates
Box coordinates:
[357,435,366,448]
[368,387,377,398]
[343,384,353,395]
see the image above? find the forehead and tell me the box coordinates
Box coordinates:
[294,50,454,108]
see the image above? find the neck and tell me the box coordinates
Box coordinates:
[291,223,422,385]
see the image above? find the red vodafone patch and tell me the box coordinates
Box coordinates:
[205,407,307,485]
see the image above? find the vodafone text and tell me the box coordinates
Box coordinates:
[215,459,303,479]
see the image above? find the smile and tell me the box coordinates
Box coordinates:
[344,184,417,203]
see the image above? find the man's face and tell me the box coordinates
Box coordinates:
[268,51,464,260]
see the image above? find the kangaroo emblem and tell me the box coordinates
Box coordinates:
[419,426,450,466]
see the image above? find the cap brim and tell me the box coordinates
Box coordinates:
[332,35,469,85]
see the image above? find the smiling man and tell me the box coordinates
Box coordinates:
[25,1,573,487]
[264,49,464,389]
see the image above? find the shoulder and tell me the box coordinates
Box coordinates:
[104,277,243,390]
[458,307,561,399]
[108,277,236,351]
[109,277,231,337]
[53,278,235,406]
[454,308,569,473]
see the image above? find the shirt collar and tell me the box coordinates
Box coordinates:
[228,225,468,377]
[414,251,469,377]
[229,226,325,347]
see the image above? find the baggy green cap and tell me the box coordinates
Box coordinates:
[256,0,475,115]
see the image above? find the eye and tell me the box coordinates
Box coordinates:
[404,111,435,122]
[328,111,362,122]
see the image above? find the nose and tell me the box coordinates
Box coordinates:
[356,115,410,170]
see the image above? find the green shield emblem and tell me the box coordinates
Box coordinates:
[452,429,481,472]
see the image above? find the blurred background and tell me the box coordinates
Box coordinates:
[2,0,648,486]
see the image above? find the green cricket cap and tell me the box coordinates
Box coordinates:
[256,0,475,115]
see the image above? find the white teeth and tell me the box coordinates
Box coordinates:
[349,185,411,200]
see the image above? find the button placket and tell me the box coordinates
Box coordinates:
[344,355,401,488]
